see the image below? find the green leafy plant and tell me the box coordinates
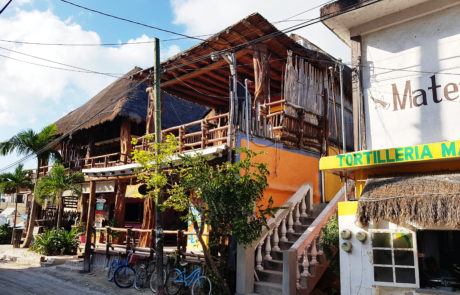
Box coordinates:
[0,224,13,244]
[132,133,278,295]
[30,227,79,255]
[319,216,340,275]
[0,124,61,247]
[35,164,84,229]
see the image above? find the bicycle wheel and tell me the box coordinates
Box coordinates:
[164,269,183,295]
[114,265,136,288]
[191,275,212,295]
[149,268,168,293]
[134,265,148,290]
[107,259,119,282]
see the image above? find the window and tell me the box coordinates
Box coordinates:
[417,230,460,292]
[371,229,419,287]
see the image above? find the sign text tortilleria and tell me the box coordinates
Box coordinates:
[319,140,460,170]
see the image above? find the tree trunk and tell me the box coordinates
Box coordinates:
[140,196,155,247]
[13,189,18,229]
[57,204,63,229]
[22,160,41,248]
[80,193,88,225]
[193,219,231,295]
[57,192,64,229]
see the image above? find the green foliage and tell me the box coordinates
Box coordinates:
[132,134,277,294]
[35,164,84,205]
[76,221,86,235]
[0,164,33,194]
[0,124,60,163]
[319,216,340,275]
[30,227,79,255]
[0,224,13,244]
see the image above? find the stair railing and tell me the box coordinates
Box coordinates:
[236,183,314,294]
[283,180,353,295]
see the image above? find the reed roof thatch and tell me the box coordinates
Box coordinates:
[357,173,460,228]
[55,67,209,135]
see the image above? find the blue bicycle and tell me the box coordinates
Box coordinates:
[165,260,211,295]
[107,253,136,288]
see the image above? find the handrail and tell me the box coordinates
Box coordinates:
[258,183,313,246]
[283,180,354,294]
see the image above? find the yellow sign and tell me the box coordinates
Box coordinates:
[125,184,145,198]
[320,140,460,171]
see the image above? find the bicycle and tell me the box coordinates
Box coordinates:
[134,258,167,293]
[107,252,137,288]
[164,256,212,295]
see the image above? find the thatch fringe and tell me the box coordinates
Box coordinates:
[357,173,460,227]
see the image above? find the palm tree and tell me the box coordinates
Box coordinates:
[35,164,84,229]
[0,164,34,238]
[0,124,60,247]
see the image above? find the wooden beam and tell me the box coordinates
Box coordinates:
[161,49,251,88]
[114,181,127,228]
[253,43,270,104]
[83,180,96,272]
[120,119,131,164]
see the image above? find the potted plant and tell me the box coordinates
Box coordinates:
[76,221,86,243]
[106,218,120,244]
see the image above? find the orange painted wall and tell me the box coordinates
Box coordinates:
[240,138,320,209]
[324,146,345,202]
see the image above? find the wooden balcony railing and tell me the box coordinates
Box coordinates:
[136,112,229,153]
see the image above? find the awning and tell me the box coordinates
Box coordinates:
[357,173,460,227]
[81,181,115,193]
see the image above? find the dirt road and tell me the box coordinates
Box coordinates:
[0,245,149,295]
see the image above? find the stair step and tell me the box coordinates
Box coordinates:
[254,281,282,295]
[294,224,310,232]
[271,250,283,261]
[257,269,283,284]
[300,216,315,224]
[263,258,283,271]
[288,231,302,241]
[279,240,293,250]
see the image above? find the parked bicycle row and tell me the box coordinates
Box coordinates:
[106,250,212,295]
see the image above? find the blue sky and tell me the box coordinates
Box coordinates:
[0,0,350,172]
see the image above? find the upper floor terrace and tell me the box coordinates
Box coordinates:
[36,13,353,178]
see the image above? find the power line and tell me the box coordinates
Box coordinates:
[162,0,383,73]
[0,75,154,173]
[0,46,124,78]
[0,0,12,15]
[272,0,335,23]
[60,0,208,42]
[0,53,121,75]
[0,34,215,47]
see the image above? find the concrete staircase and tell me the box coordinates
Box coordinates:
[254,204,326,295]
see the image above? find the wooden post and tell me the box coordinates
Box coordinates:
[85,139,93,167]
[252,44,270,105]
[80,193,89,225]
[351,35,365,151]
[83,180,96,272]
[120,119,132,164]
[114,181,127,228]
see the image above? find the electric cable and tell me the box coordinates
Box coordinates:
[59,0,209,42]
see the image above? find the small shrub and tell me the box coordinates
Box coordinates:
[30,228,79,255]
[319,216,340,275]
[0,224,13,244]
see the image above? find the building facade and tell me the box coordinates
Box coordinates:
[320,0,460,294]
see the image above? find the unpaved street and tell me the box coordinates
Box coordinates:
[0,245,149,295]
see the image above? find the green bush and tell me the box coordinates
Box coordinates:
[30,227,79,255]
[0,224,13,244]
[319,216,340,275]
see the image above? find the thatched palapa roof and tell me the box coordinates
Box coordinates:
[55,67,209,135]
[357,173,460,228]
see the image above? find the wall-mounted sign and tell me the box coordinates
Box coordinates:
[320,140,460,170]
[81,181,115,194]
[362,12,460,149]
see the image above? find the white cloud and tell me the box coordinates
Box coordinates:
[170,0,350,61]
[0,8,180,137]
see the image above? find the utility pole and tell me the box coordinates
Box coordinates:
[339,59,346,153]
[152,37,164,295]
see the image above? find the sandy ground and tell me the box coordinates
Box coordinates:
[0,245,153,295]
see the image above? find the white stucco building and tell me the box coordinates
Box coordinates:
[320,1,460,294]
